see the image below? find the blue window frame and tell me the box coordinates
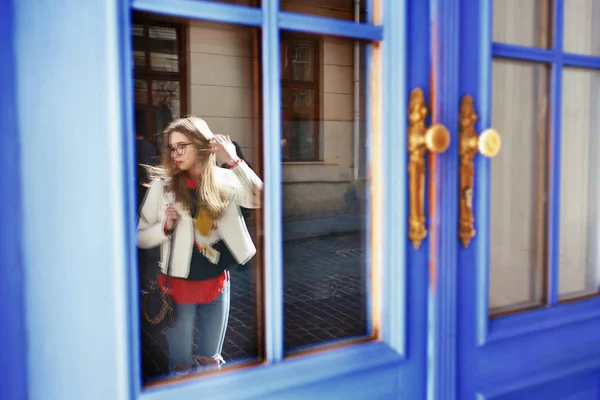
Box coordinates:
[125,1,415,398]
[456,0,600,332]
[485,0,600,331]
[5,0,426,398]
[456,1,600,397]
[0,1,27,398]
[471,0,600,325]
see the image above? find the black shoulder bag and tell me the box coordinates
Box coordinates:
[141,232,176,330]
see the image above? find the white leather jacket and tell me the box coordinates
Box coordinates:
[137,161,262,278]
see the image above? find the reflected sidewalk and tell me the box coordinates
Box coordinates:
[224,225,365,361]
[283,211,364,242]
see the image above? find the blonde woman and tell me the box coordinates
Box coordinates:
[137,116,262,374]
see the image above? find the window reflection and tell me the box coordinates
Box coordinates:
[281,33,369,353]
[493,0,552,48]
[133,13,263,385]
[281,35,319,161]
[564,0,600,56]
[148,26,179,72]
[280,0,369,22]
[133,14,186,151]
[559,67,600,300]
[489,59,549,316]
[132,24,146,68]
[151,80,180,150]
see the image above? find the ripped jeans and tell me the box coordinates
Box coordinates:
[164,281,230,369]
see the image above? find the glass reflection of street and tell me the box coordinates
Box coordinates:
[223,231,366,360]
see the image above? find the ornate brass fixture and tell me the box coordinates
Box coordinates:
[408,88,450,249]
[458,95,501,248]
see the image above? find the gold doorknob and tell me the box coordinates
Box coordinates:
[425,124,451,153]
[478,128,501,157]
[458,95,502,248]
[407,88,451,249]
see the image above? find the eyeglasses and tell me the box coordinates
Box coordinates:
[169,143,193,156]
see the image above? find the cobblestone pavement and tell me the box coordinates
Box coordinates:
[222,232,367,361]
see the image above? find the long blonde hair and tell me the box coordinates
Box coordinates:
[150,116,231,218]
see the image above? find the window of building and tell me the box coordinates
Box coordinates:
[131,7,371,388]
[132,13,188,153]
[281,35,320,161]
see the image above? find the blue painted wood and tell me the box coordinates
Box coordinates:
[479,361,600,399]
[460,0,494,354]
[479,354,600,399]
[492,43,557,63]
[0,1,28,399]
[119,0,143,396]
[279,11,382,40]
[548,0,565,306]
[141,342,404,400]
[456,0,600,398]
[12,0,134,399]
[259,364,402,400]
[132,0,262,27]
[7,0,432,398]
[362,0,373,336]
[129,0,424,396]
[456,0,491,397]
[562,52,600,69]
[485,296,600,344]
[364,49,373,335]
[429,0,461,398]
[472,318,600,381]
[261,0,284,364]
[134,0,428,396]
[363,0,373,335]
[381,0,409,358]
[404,0,431,397]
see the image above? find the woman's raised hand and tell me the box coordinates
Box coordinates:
[210,135,238,165]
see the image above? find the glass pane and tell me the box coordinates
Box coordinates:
[564,0,600,56]
[151,80,180,152]
[132,15,263,385]
[489,59,550,316]
[149,26,179,72]
[282,86,290,110]
[291,88,316,159]
[281,32,369,354]
[493,0,552,48]
[134,79,150,139]
[280,0,368,22]
[559,67,600,300]
[134,79,148,107]
[281,42,289,79]
[281,35,319,160]
[132,24,146,69]
[291,41,315,81]
[282,115,292,160]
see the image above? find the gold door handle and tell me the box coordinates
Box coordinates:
[408,88,451,249]
[458,95,502,247]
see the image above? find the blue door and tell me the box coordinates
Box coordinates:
[2,0,433,399]
[449,0,600,398]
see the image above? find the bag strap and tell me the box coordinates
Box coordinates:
[162,225,176,290]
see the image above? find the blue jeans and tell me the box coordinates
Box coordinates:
[164,281,230,368]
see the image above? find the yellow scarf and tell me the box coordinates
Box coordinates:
[194,207,214,237]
